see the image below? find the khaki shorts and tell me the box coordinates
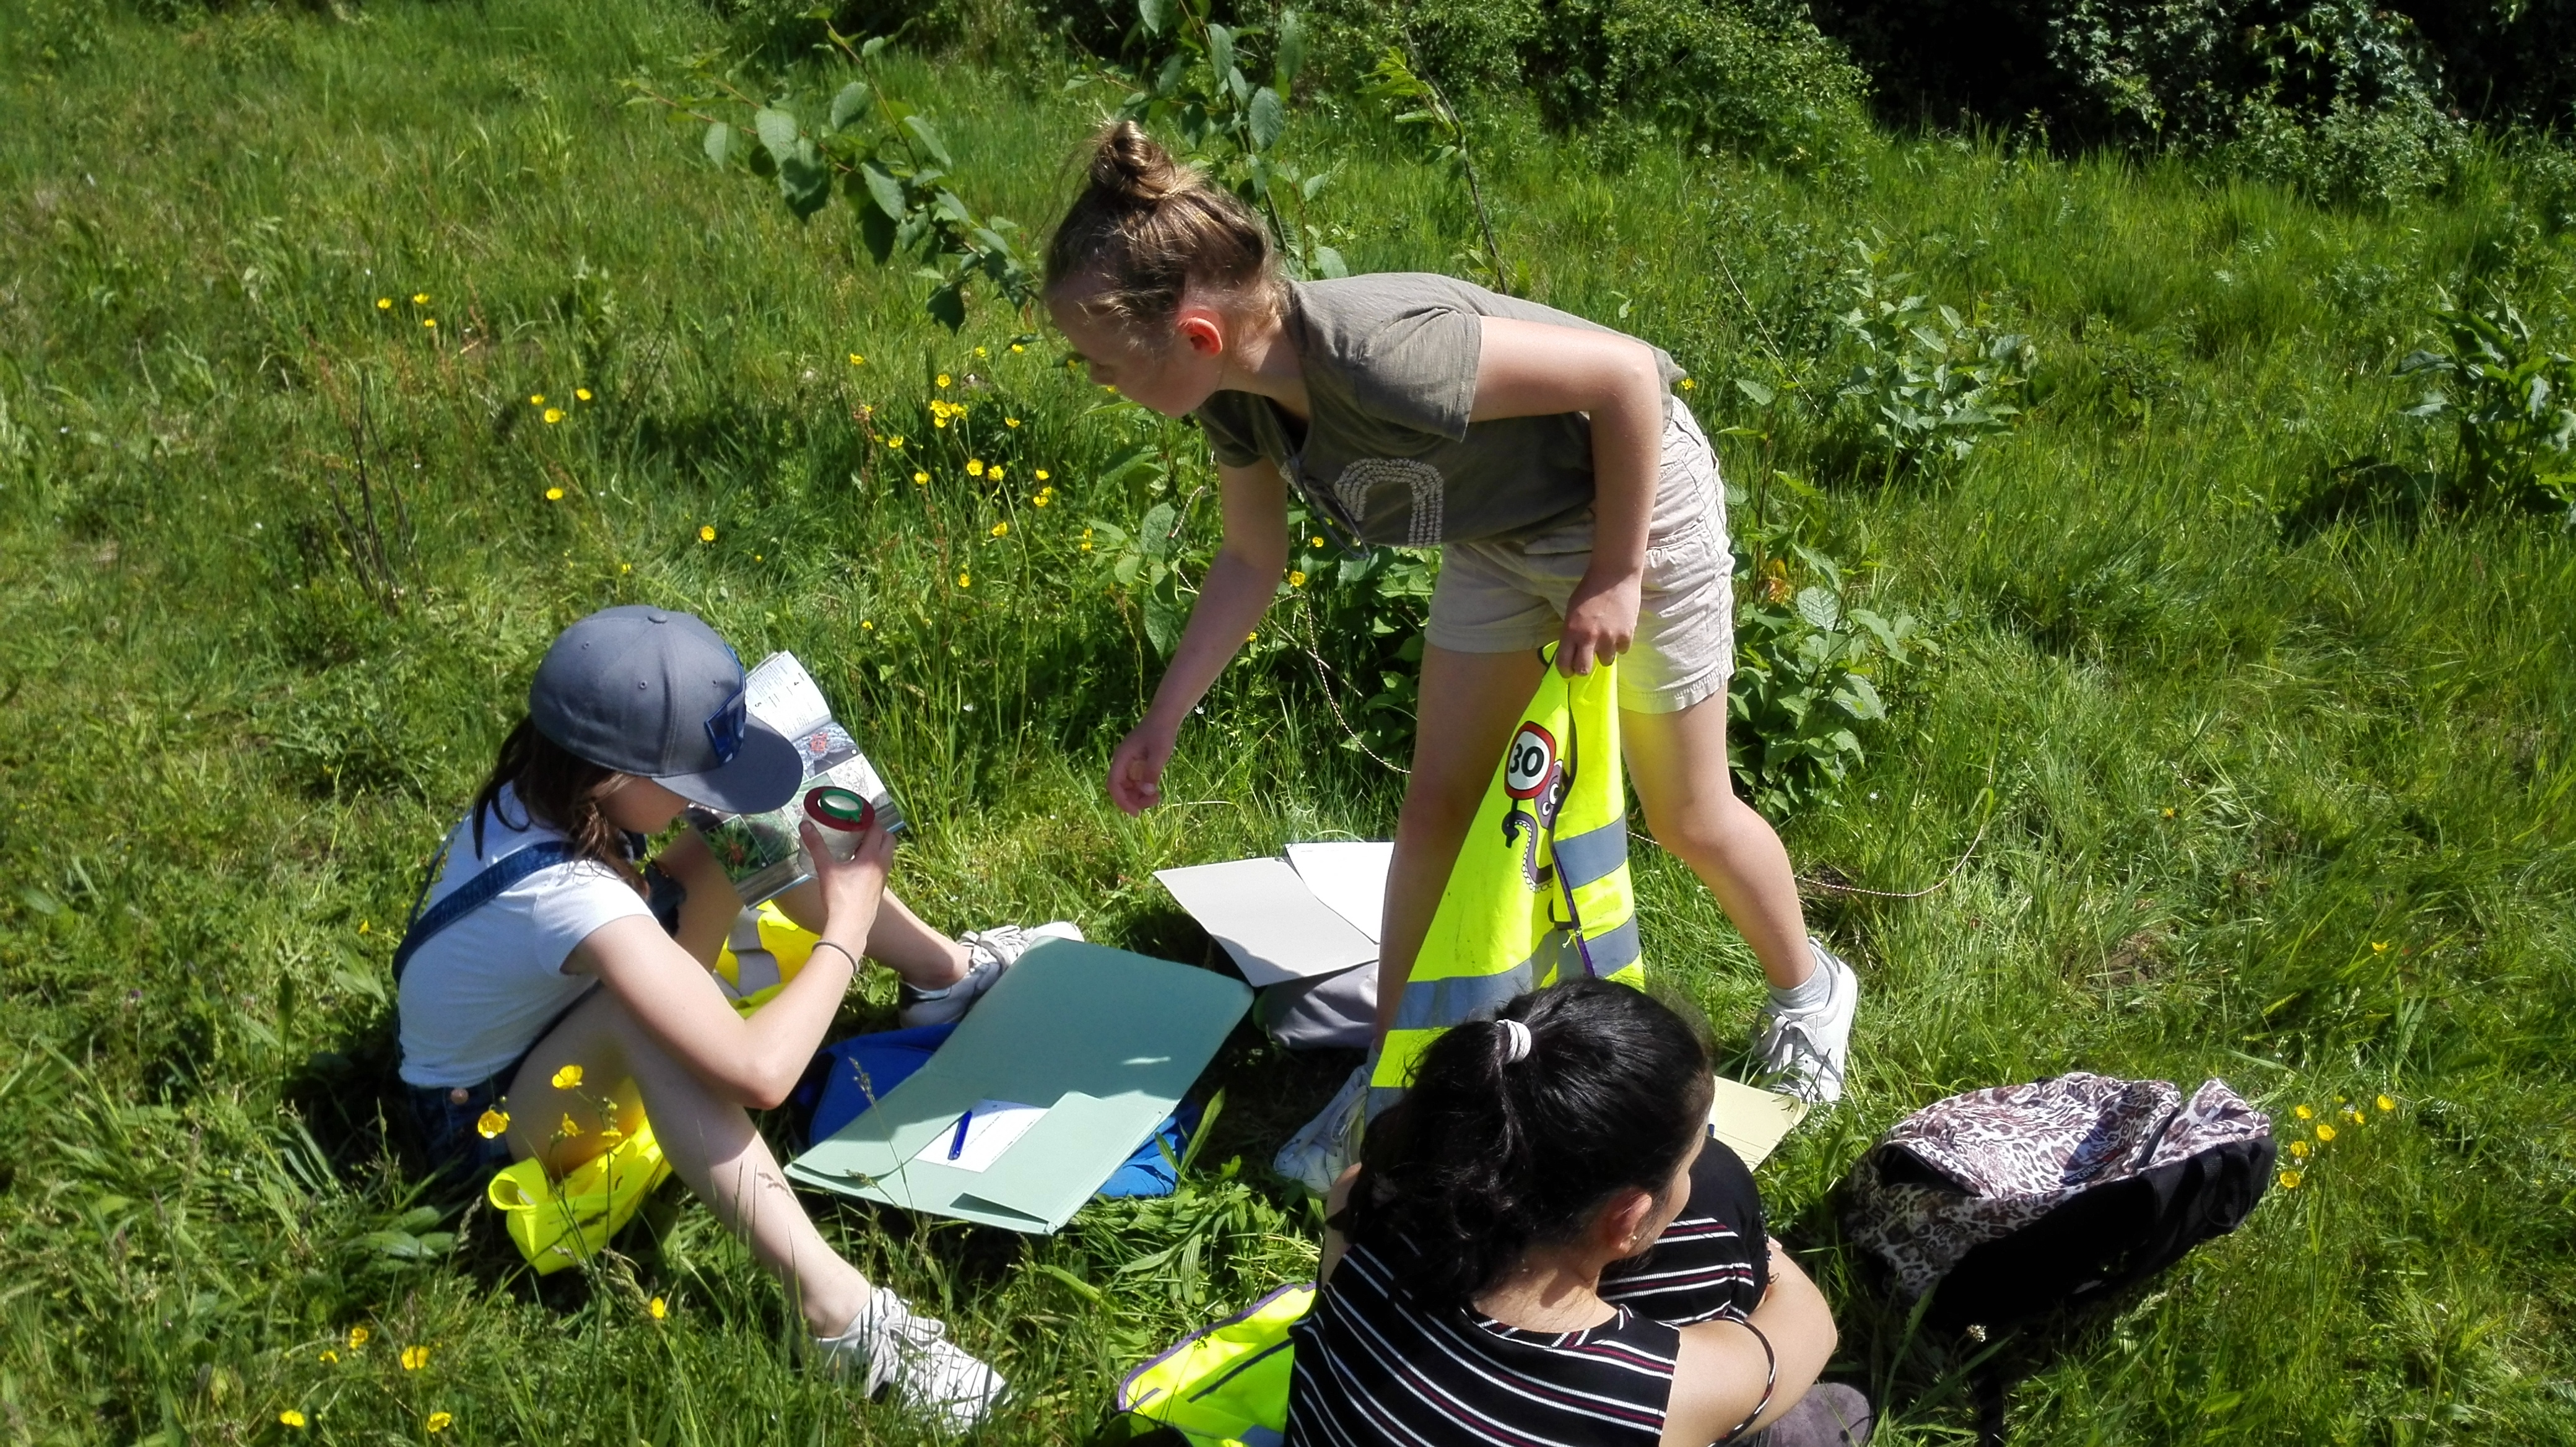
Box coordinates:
[1426,404,1733,714]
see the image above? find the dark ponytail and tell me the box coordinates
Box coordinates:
[1351,979,1715,1303]
[1043,120,1284,335]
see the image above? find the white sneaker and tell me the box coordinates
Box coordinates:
[813,1288,1006,1430]
[898,921,1083,1029]
[1752,938,1860,1106]
[1274,1062,1370,1194]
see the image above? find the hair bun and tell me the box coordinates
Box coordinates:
[1089,119,1186,204]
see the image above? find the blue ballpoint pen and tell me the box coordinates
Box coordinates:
[947,1109,973,1161]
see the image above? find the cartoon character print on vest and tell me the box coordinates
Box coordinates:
[1329,457,1445,547]
[1843,1073,2272,1300]
[1499,717,1569,891]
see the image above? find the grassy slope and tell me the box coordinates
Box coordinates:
[1,2,2572,1442]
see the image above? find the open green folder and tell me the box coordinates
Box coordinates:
[785,940,1253,1233]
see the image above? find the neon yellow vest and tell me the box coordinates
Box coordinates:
[1370,647,1643,1110]
[1115,1283,1314,1447]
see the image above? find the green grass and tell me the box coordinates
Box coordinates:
[3,2,2574,1443]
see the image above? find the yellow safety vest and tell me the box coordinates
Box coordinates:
[1115,1283,1314,1447]
[1370,647,1644,1112]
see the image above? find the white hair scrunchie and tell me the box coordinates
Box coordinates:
[1499,1018,1534,1064]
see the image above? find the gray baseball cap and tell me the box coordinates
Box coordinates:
[528,605,802,815]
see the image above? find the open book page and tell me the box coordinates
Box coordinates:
[687,652,905,905]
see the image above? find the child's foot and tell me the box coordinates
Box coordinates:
[897,922,1084,1028]
[812,1288,1006,1430]
[1752,939,1860,1106]
[1274,1062,1370,1194]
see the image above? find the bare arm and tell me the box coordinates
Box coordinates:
[1661,1239,1838,1447]
[1471,315,1667,676]
[655,829,743,968]
[1107,457,1292,813]
[571,821,892,1110]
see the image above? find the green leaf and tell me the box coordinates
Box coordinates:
[1275,9,1307,87]
[1794,585,1840,630]
[754,107,800,165]
[702,120,734,168]
[901,115,953,170]
[1313,245,1348,279]
[779,139,830,218]
[859,162,907,222]
[858,203,897,263]
[1143,590,1186,656]
[1207,24,1235,85]
[1735,377,1776,406]
[925,282,967,331]
[829,81,874,133]
[1248,86,1286,150]
[1138,0,1168,35]
[1138,501,1177,557]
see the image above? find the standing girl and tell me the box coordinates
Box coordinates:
[1043,124,1859,1110]
[394,605,1051,1428]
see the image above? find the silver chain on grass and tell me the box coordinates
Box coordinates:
[1793,807,1993,899]
[1290,593,1411,775]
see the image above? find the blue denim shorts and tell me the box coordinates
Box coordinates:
[406,1070,520,1186]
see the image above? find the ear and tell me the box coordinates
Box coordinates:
[1595,1187,1658,1256]
[1174,308,1225,357]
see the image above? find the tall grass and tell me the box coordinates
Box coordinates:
[2,1,2572,1442]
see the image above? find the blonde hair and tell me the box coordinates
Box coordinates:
[1044,120,1285,336]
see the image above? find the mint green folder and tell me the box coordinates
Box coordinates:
[785,939,1253,1233]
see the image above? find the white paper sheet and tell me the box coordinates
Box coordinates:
[1155,858,1379,987]
[1285,841,1395,945]
[910,1099,1046,1174]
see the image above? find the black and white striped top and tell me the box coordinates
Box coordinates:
[1287,1143,1767,1446]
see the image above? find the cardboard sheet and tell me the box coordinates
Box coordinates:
[786,940,1251,1233]
[1284,841,1394,944]
[1707,1074,1809,1168]
[1154,858,1378,987]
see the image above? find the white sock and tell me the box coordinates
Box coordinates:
[1768,956,1832,1014]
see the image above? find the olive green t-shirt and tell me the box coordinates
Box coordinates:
[1193,273,1685,547]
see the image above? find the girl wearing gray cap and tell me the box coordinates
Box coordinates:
[391,605,1046,1428]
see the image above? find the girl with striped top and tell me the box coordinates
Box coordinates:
[1291,981,1871,1446]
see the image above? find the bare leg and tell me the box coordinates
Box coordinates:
[1373,645,1550,1040]
[772,883,970,990]
[507,987,872,1336]
[1622,691,1814,990]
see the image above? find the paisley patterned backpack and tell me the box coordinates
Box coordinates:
[1843,1073,2275,1334]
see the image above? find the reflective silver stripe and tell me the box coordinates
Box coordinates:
[1551,817,1630,891]
[1582,913,1643,975]
[1392,960,1538,1031]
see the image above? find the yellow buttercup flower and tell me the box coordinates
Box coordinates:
[2377,1094,2396,1113]
[1032,491,1051,507]
[1288,570,1307,587]
[2277,1169,2302,1189]
[543,408,564,424]
[318,1349,339,1363]
[559,1114,581,1138]
[1678,377,1696,390]
[1011,342,1025,352]
[2314,1122,2336,1143]
[348,1326,371,1349]
[422,318,437,328]
[619,562,632,574]
[545,486,564,501]
[913,471,929,485]
[956,572,971,588]
[2160,807,2175,818]
[2371,940,2388,953]
[936,374,951,388]
[576,387,592,401]
[280,1410,308,1429]
[648,1296,668,1320]
[376,297,391,310]
[886,436,905,449]
[990,465,1005,481]
[698,525,716,543]
[2289,1139,2309,1158]
[401,1345,429,1371]
[412,292,430,305]
[551,1064,584,1090]
[1311,535,1326,548]
[530,393,546,405]
[427,1411,453,1433]
[476,1108,510,1139]
[1004,416,1020,427]
[933,416,948,429]
[2295,1104,2313,1120]
[967,458,984,476]
[1035,468,1050,481]
[848,352,864,365]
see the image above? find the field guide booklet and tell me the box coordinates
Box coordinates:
[685,652,904,906]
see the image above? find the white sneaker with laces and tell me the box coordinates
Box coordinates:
[812,1288,1006,1430]
[1274,1062,1370,1194]
[1752,938,1860,1106]
[898,921,1084,1029]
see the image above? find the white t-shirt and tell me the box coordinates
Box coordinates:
[395,785,653,1088]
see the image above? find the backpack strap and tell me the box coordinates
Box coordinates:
[390,841,580,985]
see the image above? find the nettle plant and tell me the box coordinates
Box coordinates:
[638,31,1035,330]
[2397,292,2576,518]
[1081,1,1349,281]
[1823,239,2035,478]
[1728,540,1920,818]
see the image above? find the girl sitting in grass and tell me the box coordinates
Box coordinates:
[1045,123,1860,1134]
[393,604,1069,1428]
[1298,979,1869,1446]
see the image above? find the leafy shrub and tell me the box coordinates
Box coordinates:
[1309,0,1870,162]
[1728,542,1919,818]
[2386,0,2576,131]
[2396,294,2576,518]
